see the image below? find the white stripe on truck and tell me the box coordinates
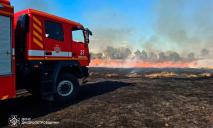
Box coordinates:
[28,50,44,56]
[28,50,72,57]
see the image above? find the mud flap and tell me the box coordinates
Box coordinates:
[39,66,55,101]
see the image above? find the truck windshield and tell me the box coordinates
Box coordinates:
[72,30,85,43]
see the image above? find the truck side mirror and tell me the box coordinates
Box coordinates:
[85,28,92,36]
[84,28,92,44]
[83,30,89,43]
[88,30,93,36]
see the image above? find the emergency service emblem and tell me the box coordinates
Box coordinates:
[54,45,61,53]
[8,115,20,127]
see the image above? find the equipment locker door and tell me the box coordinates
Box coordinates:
[0,14,15,100]
[0,2,16,100]
[0,15,12,75]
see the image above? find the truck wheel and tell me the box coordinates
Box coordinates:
[55,73,79,104]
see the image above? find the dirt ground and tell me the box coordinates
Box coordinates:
[0,68,213,128]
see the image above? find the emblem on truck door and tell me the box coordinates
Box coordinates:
[54,45,61,53]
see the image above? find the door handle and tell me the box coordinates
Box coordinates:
[6,50,11,55]
[45,51,52,55]
[84,44,88,48]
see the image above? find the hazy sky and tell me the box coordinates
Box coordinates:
[10,0,213,53]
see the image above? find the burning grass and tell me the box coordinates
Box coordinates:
[90,59,213,69]
[90,59,194,68]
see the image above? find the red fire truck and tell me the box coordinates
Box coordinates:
[0,0,92,103]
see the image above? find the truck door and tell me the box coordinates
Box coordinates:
[43,20,71,59]
[71,29,89,62]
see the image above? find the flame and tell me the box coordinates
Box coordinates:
[90,58,213,69]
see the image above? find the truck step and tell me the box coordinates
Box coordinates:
[41,80,53,84]
[16,89,31,97]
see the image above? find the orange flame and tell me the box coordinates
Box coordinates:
[90,59,213,69]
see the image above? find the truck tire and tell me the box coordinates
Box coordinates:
[54,73,79,104]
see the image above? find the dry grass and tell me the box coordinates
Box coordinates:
[1,68,212,128]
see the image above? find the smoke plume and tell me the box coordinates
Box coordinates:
[91,46,198,62]
[150,0,213,54]
[15,0,213,68]
[88,0,213,68]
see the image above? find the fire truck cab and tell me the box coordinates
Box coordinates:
[0,0,92,103]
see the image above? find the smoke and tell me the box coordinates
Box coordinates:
[90,28,133,53]
[85,7,135,53]
[11,0,60,15]
[11,0,213,68]
[90,46,206,68]
[87,0,213,61]
[201,48,210,57]
[91,46,198,62]
[103,46,132,59]
[21,0,49,11]
[82,0,213,67]
[155,0,188,45]
[187,52,195,61]
[150,0,213,53]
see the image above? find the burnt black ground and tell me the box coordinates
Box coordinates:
[0,68,213,128]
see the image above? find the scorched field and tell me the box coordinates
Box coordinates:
[0,67,213,128]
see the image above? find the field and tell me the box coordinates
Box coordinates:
[0,68,213,128]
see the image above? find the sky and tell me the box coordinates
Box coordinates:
[10,0,213,55]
